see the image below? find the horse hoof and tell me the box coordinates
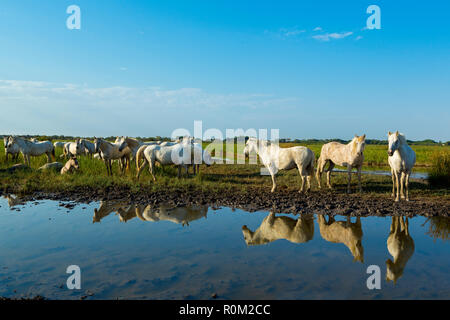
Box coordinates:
[395,198,399,202]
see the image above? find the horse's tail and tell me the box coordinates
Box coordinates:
[51,146,56,161]
[136,145,147,169]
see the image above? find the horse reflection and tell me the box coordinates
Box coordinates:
[93,201,130,223]
[386,216,415,284]
[3,194,26,208]
[317,215,364,263]
[241,212,314,246]
[135,204,208,226]
[93,201,208,226]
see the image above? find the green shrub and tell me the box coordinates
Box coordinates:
[428,151,450,188]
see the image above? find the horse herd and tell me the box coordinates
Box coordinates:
[3,131,416,202]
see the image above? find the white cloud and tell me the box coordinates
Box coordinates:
[355,35,363,41]
[313,27,322,31]
[265,27,306,39]
[0,80,300,136]
[312,31,353,42]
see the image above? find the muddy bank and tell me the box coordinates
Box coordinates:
[2,186,448,217]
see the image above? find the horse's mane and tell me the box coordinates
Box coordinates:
[350,137,358,155]
[397,133,407,144]
[13,136,33,146]
[125,137,141,148]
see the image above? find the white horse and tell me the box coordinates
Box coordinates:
[7,136,54,166]
[135,204,208,226]
[4,136,20,162]
[316,134,366,193]
[80,139,96,157]
[53,141,66,149]
[94,137,131,175]
[387,131,416,201]
[135,138,193,180]
[242,212,314,246]
[61,139,85,159]
[243,137,315,193]
[386,216,415,283]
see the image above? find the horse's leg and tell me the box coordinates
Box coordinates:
[399,216,406,233]
[270,172,277,193]
[326,161,335,189]
[394,171,401,202]
[400,172,406,200]
[391,169,395,197]
[136,157,148,180]
[297,165,307,193]
[346,165,352,194]
[357,165,362,193]
[405,172,410,201]
[404,217,410,236]
[149,159,156,181]
[46,151,51,163]
[306,175,311,192]
[316,157,324,189]
[104,159,109,176]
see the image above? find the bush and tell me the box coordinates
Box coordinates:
[428,151,450,188]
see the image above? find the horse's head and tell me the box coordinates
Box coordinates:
[7,136,17,148]
[93,137,100,153]
[117,136,128,152]
[387,131,400,156]
[243,137,257,158]
[241,225,255,245]
[71,157,79,170]
[353,134,366,157]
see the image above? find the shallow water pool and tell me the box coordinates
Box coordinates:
[0,196,448,299]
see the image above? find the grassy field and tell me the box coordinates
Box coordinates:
[0,140,448,198]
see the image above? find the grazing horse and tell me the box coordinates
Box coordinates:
[386,216,415,284]
[135,204,208,227]
[7,136,54,166]
[243,137,315,193]
[62,139,85,159]
[387,131,416,202]
[135,138,193,180]
[4,136,20,162]
[242,212,314,246]
[316,134,366,193]
[94,138,130,176]
[317,214,364,263]
[53,141,66,149]
[93,201,129,223]
[61,157,79,175]
[80,139,96,158]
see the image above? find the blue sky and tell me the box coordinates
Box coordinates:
[0,0,449,141]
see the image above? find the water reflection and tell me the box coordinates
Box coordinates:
[386,216,415,284]
[2,194,26,208]
[0,196,449,299]
[317,215,364,263]
[93,201,208,226]
[423,216,449,241]
[241,212,314,246]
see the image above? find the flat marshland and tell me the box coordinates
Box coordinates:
[0,140,449,216]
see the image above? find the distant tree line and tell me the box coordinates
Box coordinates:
[1,134,448,146]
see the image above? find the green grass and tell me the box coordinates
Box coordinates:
[1,140,448,198]
[428,151,450,188]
